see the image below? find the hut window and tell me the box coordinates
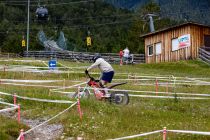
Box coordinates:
[147,45,153,56]
[155,42,161,55]
[172,38,179,51]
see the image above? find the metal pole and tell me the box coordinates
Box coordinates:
[148,15,155,32]
[26,0,30,53]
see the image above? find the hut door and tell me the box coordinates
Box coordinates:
[204,35,210,47]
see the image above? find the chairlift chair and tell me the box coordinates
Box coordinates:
[36,6,49,21]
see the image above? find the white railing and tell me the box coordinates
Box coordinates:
[199,47,210,64]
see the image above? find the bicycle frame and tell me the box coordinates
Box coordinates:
[87,78,107,100]
[76,73,127,102]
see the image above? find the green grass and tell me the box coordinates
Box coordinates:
[0,115,28,140]
[0,59,210,140]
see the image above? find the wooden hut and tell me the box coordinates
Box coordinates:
[140,22,210,63]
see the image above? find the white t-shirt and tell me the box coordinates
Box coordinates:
[87,58,114,73]
[123,48,130,58]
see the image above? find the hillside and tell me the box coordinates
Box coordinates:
[0,0,134,53]
[104,0,210,25]
[103,0,148,10]
[159,0,210,25]
[0,0,180,54]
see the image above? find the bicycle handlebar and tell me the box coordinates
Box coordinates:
[85,71,91,78]
[85,72,97,81]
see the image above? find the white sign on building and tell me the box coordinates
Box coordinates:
[178,34,191,49]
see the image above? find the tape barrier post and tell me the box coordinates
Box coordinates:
[77,86,79,98]
[136,74,140,84]
[156,78,158,96]
[63,79,65,91]
[166,82,169,96]
[172,76,177,99]
[163,127,167,140]
[3,64,5,72]
[77,98,82,121]
[18,104,21,123]
[77,86,82,120]
[20,129,25,140]
[68,70,70,78]
[48,89,51,96]
[22,70,24,78]
[13,93,17,105]
[135,74,137,84]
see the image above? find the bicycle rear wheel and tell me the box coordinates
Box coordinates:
[110,91,129,105]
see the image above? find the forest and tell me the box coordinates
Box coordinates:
[0,0,180,54]
[105,0,210,26]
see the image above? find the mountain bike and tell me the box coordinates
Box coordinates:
[73,72,129,105]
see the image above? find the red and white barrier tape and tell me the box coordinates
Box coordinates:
[111,130,162,140]
[0,101,18,113]
[167,130,210,135]
[134,82,210,86]
[112,129,210,140]
[79,87,210,98]
[57,62,88,69]
[114,78,210,85]
[0,91,74,104]
[0,59,44,62]
[50,84,210,99]
[0,79,63,83]
[128,75,210,80]
[51,82,87,91]
[0,100,16,106]
[51,91,75,94]
[0,106,18,113]
[1,82,62,88]
[129,94,210,100]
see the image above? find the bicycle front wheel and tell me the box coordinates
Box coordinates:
[72,88,90,99]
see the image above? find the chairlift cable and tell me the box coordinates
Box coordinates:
[0,19,138,33]
[2,12,141,23]
[1,0,95,6]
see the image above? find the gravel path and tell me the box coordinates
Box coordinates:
[2,111,64,140]
[22,119,64,140]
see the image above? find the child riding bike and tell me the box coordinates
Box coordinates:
[85,53,114,89]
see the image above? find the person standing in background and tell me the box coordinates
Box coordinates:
[119,49,123,65]
[123,47,130,64]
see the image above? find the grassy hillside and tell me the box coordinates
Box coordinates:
[0,59,210,139]
[0,1,135,53]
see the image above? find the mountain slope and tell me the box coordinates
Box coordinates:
[104,0,210,25]
[0,0,136,53]
[103,0,147,10]
[159,0,210,25]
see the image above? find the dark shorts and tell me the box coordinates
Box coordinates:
[101,71,114,83]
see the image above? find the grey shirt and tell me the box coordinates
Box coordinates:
[87,58,114,73]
